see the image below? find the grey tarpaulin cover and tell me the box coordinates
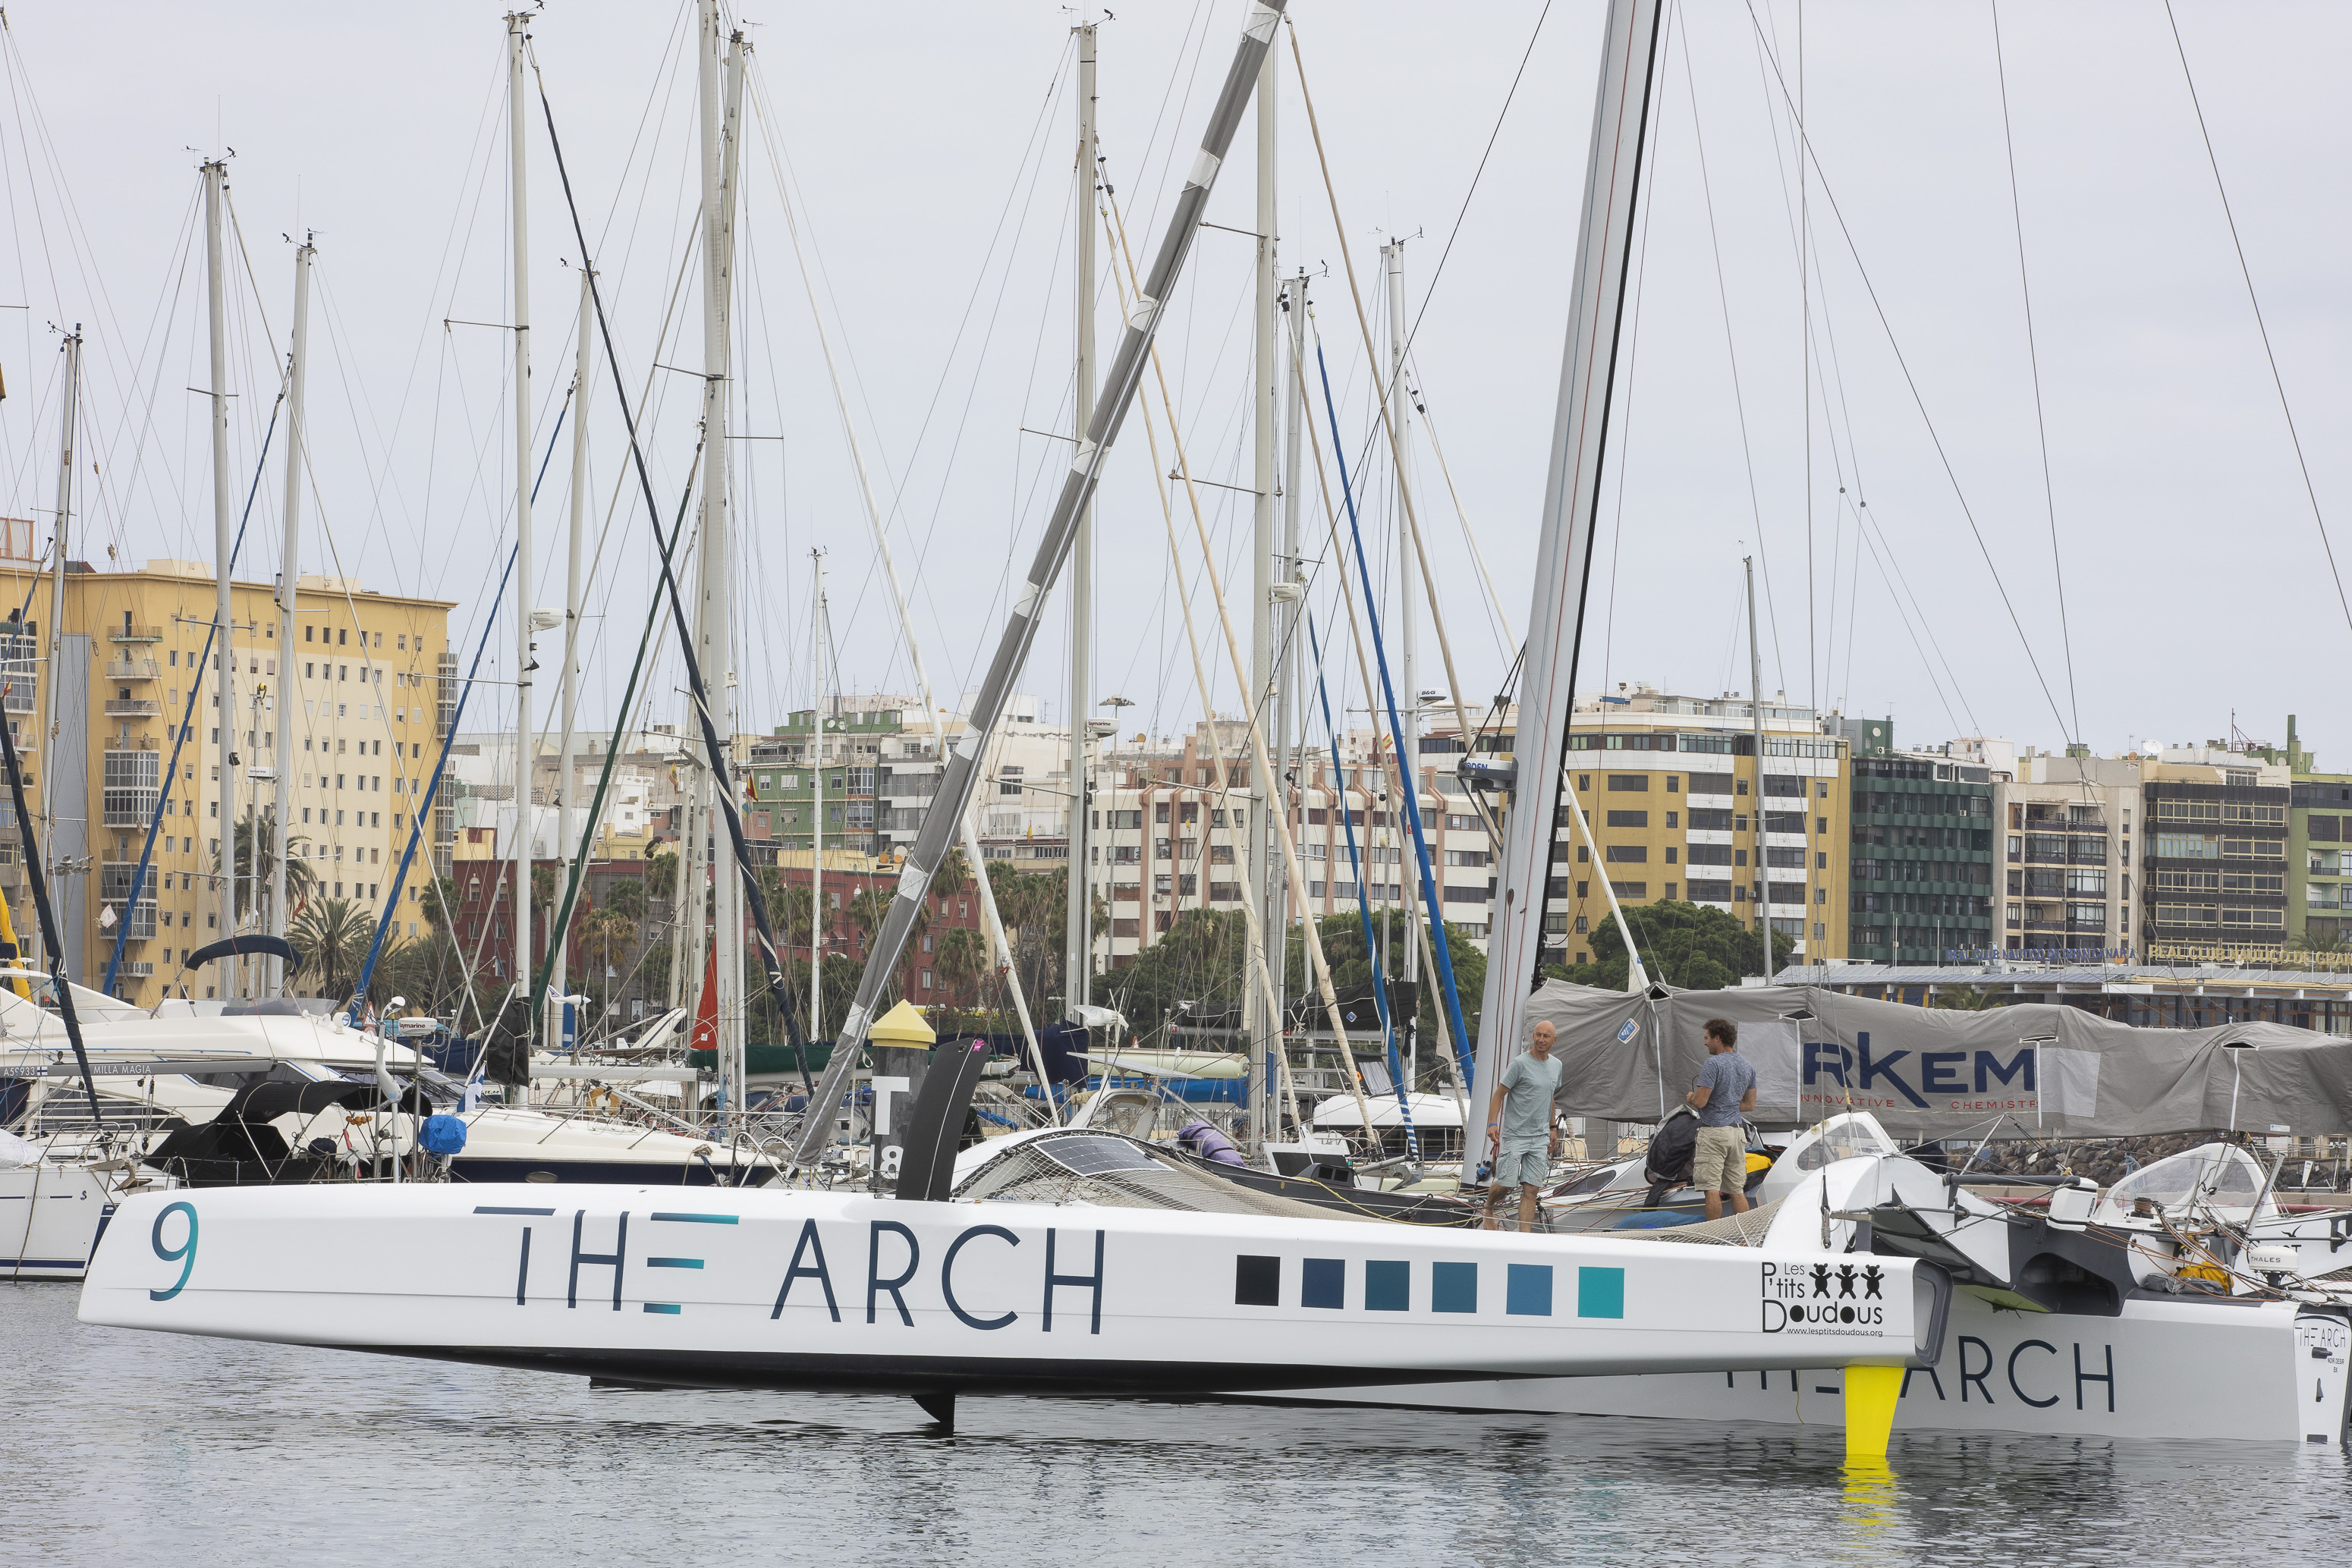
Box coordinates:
[1524,980,2352,1140]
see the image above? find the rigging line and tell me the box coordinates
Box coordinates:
[530,58,801,1064]
[1285,24,1486,796]
[1599,0,1674,708]
[2161,0,2350,642]
[1851,490,1974,735]
[1738,0,2075,747]
[1400,350,1513,659]
[1677,17,1788,698]
[1800,0,1814,724]
[1851,498,1962,738]
[1990,0,2081,745]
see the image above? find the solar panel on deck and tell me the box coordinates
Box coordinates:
[1039,1134,1161,1177]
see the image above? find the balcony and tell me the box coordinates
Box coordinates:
[107,624,162,643]
[105,658,161,681]
[102,698,160,718]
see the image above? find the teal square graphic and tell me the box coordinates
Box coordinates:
[1432,1262,1477,1314]
[1365,1260,1409,1312]
[1578,1265,1625,1319]
[1506,1263,1553,1316]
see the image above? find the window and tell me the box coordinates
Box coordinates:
[1608,881,1646,898]
[1154,803,1170,825]
[1605,810,1647,828]
[1687,809,1734,832]
[1606,775,1648,792]
[1604,844,1646,863]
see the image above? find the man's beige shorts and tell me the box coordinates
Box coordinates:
[1692,1124,1749,1194]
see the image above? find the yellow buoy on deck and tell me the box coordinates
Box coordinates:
[1844,1363,1903,1460]
[868,999,937,1048]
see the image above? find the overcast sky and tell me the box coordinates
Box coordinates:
[0,1,2344,768]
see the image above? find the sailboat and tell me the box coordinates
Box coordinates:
[75,3,1970,1456]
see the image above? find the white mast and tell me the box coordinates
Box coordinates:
[808,549,825,1044]
[506,14,533,1020]
[1272,266,1306,1144]
[1382,238,1422,1081]
[1471,0,1662,1128]
[38,326,76,976]
[691,3,746,1108]
[554,263,592,1031]
[1062,20,1097,1021]
[203,159,239,985]
[1246,44,1280,1149]
[1747,555,1769,974]
[272,236,313,995]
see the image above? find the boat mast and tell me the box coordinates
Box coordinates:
[1062,20,1097,1024]
[36,325,76,976]
[691,5,747,1111]
[270,237,312,996]
[554,262,592,1035]
[808,548,825,1045]
[1246,39,1280,1152]
[202,159,240,990]
[791,0,1291,1168]
[1747,555,1769,975]
[1272,265,1306,1142]
[1382,237,1420,1088]
[505,13,534,1027]
[1470,0,1662,1121]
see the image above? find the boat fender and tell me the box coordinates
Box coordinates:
[418,1115,468,1158]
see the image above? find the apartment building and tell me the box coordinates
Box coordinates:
[1847,752,1997,963]
[2140,747,2291,962]
[1996,752,2140,961]
[0,553,452,1002]
[1545,687,1849,966]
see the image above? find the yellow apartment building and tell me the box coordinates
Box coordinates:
[1558,687,1850,966]
[0,551,453,1003]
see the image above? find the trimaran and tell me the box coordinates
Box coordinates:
[72,0,2352,1453]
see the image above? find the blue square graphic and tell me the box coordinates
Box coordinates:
[1506,1263,1554,1317]
[1432,1262,1477,1314]
[1364,1259,1409,1312]
[1578,1265,1625,1319]
[1302,1257,1345,1309]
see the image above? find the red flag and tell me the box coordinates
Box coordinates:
[689,944,719,1054]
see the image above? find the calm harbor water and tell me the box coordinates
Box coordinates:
[8,1283,2347,1566]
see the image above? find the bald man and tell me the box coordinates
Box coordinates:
[1483,1020,1563,1231]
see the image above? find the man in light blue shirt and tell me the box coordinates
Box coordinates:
[1483,1020,1563,1230]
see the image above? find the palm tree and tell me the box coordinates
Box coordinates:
[649,846,680,901]
[600,875,647,925]
[382,924,473,1020]
[291,897,375,1001]
[934,923,991,1007]
[576,906,637,1024]
[212,806,315,921]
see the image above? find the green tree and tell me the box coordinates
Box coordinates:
[418,874,460,932]
[1550,900,1791,993]
[599,875,647,925]
[381,924,474,1020]
[291,897,375,1001]
[211,805,315,921]
[648,846,679,900]
[934,923,992,1008]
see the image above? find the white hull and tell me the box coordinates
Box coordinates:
[1297,1288,2352,1445]
[80,1184,1934,1400]
[2,1164,127,1282]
